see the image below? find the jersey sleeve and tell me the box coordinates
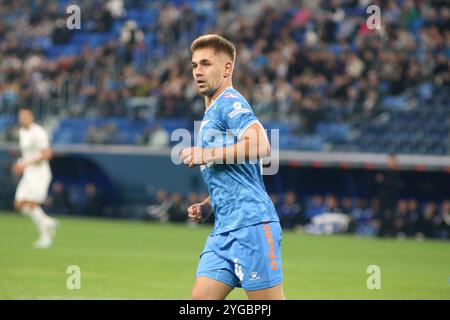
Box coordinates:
[219,97,259,140]
[35,127,50,150]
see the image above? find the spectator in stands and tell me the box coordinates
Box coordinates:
[51,18,72,45]
[252,75,275,121]
[167,192,187,223]
[120,20,144,46]
[369,197,382,236]
[406,198,421,237]
[376,154,404,237]
[340,197,354,215]
[93,6,114,32]
[120,20,144,63]
[435,200,450,239]
[86,125,105,144]
[278,191,303,230]
[299,96,322,134]
[147,189,171,222]
[45,181,73,215]
[305,194,325,222]
[350,198,379,237]
[392,199,408,239]
[139,123,169,148]
[81,183,104,216]
[107,0,125,19]
[361,90,380,120]
[323,193,342,213]
[137,128,151,146]
[304,193,350,235]
[433,54,450,87]
[417,202,440,239]
[86,123,123,145]
[103,123,123,145]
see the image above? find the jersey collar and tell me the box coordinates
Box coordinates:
[205,86,234,115]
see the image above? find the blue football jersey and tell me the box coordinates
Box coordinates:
[196,87,279,235]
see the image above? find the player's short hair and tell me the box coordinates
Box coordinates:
[388,153,397,159]
[19,106,33,114]
[191,34,236,63]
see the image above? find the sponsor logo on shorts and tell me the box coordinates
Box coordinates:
[249,271,260,281]
[263,223,278,271]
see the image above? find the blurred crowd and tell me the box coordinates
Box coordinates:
[44,181,110,217]
[126,187,450,240]
[44,179,450,241]
[85,122,170,146]
[0,0,215,137]
[272,192,450,240]
[1,0,449,144]
[43,183,211,225]
[43,180,449,241]
[221,0,450,130]
[1,156,448,240]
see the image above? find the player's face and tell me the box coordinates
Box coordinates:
[191,48,229,97]
[19,110,34,128]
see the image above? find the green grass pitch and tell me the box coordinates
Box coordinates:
[0,212,449,299]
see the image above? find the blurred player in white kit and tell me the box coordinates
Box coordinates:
[12,108,58,249]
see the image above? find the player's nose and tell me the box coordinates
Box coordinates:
[194,71,204,80]
[194,66,204,77]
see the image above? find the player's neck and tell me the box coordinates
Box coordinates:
[205,83,233,110]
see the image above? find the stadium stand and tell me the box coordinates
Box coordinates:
[0,0,448,155]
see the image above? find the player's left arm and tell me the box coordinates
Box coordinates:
[212,121,270,163]
[180,122,270,167]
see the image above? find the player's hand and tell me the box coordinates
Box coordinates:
[180,147,211,168]
[187,203,203,223]
[12,161,26,176]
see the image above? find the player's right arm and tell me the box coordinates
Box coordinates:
[13,127,53,176]
[12,147,53,176]
[187,196,212,223]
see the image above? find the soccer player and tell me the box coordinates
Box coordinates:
[180,34,285,300]
[12,108,58,249]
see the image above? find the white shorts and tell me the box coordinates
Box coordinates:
[15,172,52,204]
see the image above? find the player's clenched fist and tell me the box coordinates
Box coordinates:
[187,196,212,224]
[187,203,203,223]
[12,161,26,176]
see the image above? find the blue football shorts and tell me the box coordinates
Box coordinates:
[196,221,283,291]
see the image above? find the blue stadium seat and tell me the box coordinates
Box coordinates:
[31,36,52,50]
[316,122,351,143]
[46,44,82,58]
[0,115,15,128]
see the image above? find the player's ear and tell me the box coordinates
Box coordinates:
[224,61,233,78]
